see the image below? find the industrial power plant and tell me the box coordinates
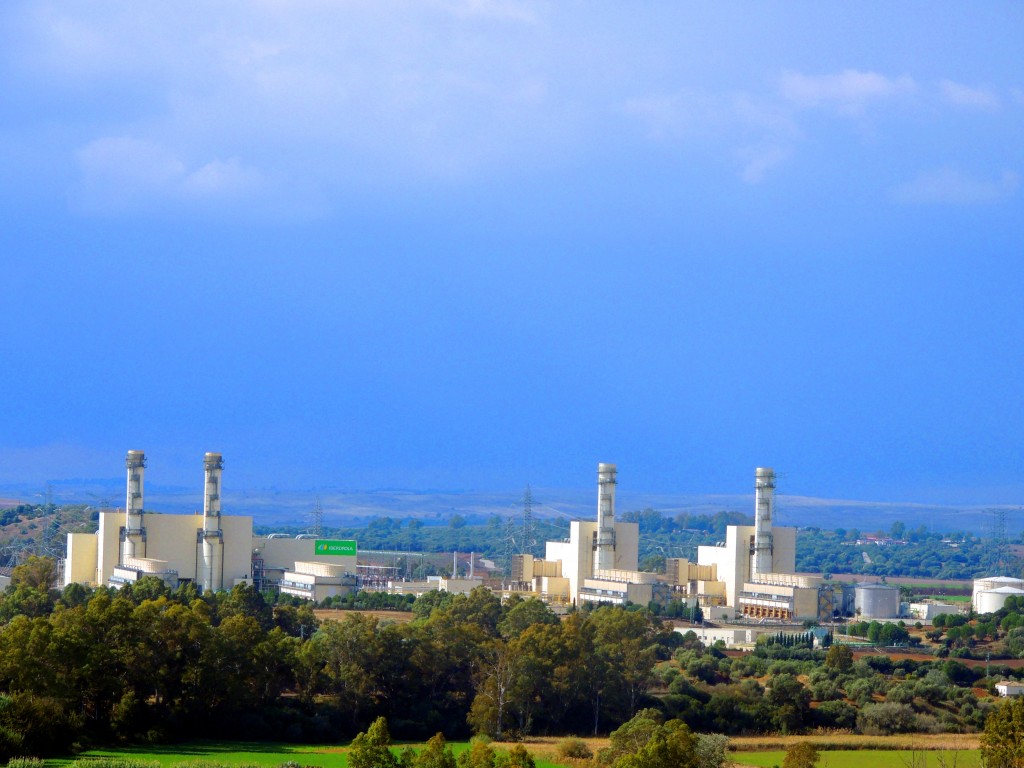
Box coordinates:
[62,451,1017,641]
[65,450,357,600]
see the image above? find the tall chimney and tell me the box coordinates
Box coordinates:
[199,452,225,592]
[202,452,223,529]
[595,463,617,572]
[753,467,775,577]
[122,450,146,562]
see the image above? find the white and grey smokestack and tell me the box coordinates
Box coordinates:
[595,462,617,571]
[202,452,223,528]
[753,467,775,577]
[199,452,225,592]
[122,450,146,562]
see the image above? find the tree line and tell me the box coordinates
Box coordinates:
[4,554,1024,763]
[0,558,679,758]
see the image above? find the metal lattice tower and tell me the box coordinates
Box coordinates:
[310,495,324,537]
[990,507,1009,573]
[522,485,536,556]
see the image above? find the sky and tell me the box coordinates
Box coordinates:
[1,2,1022,507]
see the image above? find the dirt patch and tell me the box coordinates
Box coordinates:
[314,608,416,623]
[805,574,973,592]
[728,733,980,752]
[852,650,1024,669]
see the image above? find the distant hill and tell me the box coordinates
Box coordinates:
[0,479,1016,536]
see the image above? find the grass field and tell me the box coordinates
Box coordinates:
[58,740,562,768]
[47,736,984,768]
[732,750,980,767]
[917,595,971,603]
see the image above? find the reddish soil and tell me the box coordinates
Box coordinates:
[850,650,1024,668]
[721,646,1024,668]
[314,608,416,623]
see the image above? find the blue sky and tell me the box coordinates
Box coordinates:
[1,2,1022,505]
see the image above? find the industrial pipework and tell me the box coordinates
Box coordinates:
[595,462,617,571]
[121,450,147,562]
[199,452,224,592]
[753,467,775,577]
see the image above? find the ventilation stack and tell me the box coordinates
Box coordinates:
[121,450,147,562]
[198,452,224,592]
[595,462,617,571]
[753,467,775,578]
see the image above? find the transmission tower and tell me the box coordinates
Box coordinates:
[309,495,324,537]
[989,507,1009,573]
[522,484,536,556]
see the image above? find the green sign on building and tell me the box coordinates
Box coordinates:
[314,539,357,557]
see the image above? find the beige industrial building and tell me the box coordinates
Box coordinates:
[694,468,826,621]
[66,452,827,623]
[513,464,828,621]
[512,464,650,607]
[65,451,357,593]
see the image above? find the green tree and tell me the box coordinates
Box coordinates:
[349,716,399,768]
[766,674,811,734]
[824,644,853,672]
[610,717,697,768]
[495,744,534,768]
[693,733,729,768]
[304,613,384,720]
[980,695,1024,768]
[468,639,522,738]
[413,733,456,768]
[456,736,496,768]
[590,607,658,723]
[498,598,559,639]
[781,742,818,768]
[10,556,58,592]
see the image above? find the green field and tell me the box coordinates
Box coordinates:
[917,595,971,603]
[37,741,985,768]
[50,741,559,768]
[733,749,981,767]
[56,743,350,768]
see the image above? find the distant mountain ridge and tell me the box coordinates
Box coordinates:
[0,480,1016,536]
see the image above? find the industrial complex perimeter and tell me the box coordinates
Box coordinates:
[63,451,1024,649]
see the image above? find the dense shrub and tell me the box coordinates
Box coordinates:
[813,700,857,730]
[857,702,917,735]
[555,739,593,760]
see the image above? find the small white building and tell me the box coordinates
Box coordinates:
[278,561,357,601]
[995,680,1024,698]
[386,576,485,597]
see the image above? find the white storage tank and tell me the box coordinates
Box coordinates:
[973,576,1024,610]
[976,586,1024,614]
[855,582,901,619]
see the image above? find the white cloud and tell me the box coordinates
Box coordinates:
[16,1,574,205]
[622,89,800,183]
[889,168,1019,205]
[736,145,789,185]
[622,90,722,140]
[780,69,916,116]
[181,158,263,198]
[78,136,185,189]
[939,80,999,110]
[74,136,262,212]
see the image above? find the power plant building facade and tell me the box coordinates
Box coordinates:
[66,452,836,623]
[65,451,357,594]
[513,464,828,621]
